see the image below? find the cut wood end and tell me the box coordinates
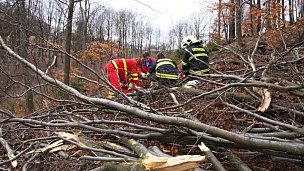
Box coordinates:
[27,140,64,154]
[142,155,168,168]
[143,155,205,170]
[56,132,78,139]
[198,142,210,152]
[152,155,205,171]
[49,144,76,153]
[257,89,271,112]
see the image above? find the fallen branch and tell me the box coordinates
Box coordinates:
[0,128,17,168]
[198,142,226,171]
[223,151,252,171]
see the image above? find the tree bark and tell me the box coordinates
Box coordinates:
[18,0,35,113]
[235,0,242,47]
[229,0,235,43]
[64,0,75,86]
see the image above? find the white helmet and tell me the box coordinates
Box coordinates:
[181,35,201,48]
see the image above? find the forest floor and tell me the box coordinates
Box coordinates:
[1,37,304,170]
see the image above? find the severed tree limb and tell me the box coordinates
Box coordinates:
[198,142,226,171]
[58,136,137,160]
[223,151,252,171]
[0,109,15,118]
[222,101,302,131]
[0,128,17,168]
[0,143,34,167]
[103,162,145,171]
[119,137,206,171]
[22,153,39,171]
[148,146,172,158]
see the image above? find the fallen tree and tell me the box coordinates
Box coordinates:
[1,34,304,171]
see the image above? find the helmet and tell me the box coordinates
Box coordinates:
[156,52,165,58]
[181,35,201,48]
[142,51,150,57]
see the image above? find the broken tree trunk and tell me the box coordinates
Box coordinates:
[223,151,252,171]
[0,128,17,168]
[198,142,226,171]
[102,137,205,171]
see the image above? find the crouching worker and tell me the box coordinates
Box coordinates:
[139,51,156,74]
[181,35,210,88]
[105,58,143,99]
[147,53,179,87]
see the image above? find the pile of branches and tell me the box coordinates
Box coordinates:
[0,32,304,171]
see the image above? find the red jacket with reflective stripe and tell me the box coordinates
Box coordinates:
[105,58,142,93]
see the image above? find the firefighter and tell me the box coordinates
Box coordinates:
[181,35,209,88]
[139,51,156,74]
[147,53,179,87]
[105,58,143,98]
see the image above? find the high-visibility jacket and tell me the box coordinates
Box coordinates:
[182,44,209,75]
[105,58,141,93]
[148,57,179,81]
[139,57,156,73]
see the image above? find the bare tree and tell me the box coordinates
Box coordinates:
[235,0,242,47]
[229,0,235,42]
[63,0,76,87]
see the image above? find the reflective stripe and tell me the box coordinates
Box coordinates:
[192,48,205,51]
[157,58,171,62]
[111,60,119,70]
[181,60,187,66]
[189,68,210,74]
[156,72,178,79]
[156,61,176,70]
[129,72,139,81]
[131,73,138,76]
[156,59,176,69]
[129,76,139,81]
[111,59,128,80]
[189,53,208,61]
[122,59,127,80]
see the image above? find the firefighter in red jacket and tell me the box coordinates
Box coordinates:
[105,58,142,98]
[139,51,156,74]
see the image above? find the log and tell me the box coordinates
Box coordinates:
[103,162,145,171]
[198,142,226,171]
[0,128,17,168]
[148,146,172,158]
[119,137,206,171]
[224,151,252,171]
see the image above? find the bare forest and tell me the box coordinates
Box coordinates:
[0,0,304,170]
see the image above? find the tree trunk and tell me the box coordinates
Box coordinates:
[301,0,304,17]
[250,0,253,36]
[218,0,222,39]
[229,0,235,43]
[289,0,295,23]
[19,0,35,113]
[282,0,285,21]
[64,0,75,86]
[257,0,261,32]
[235,0,242,47]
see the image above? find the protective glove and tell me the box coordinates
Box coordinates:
[128,82,144,92]
[140,73,147,79]
[178,72,186,80]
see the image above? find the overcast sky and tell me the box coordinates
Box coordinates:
[95,0,215,33]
